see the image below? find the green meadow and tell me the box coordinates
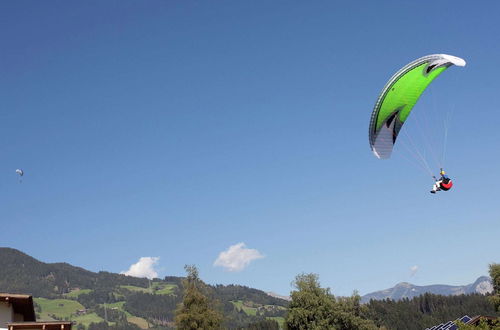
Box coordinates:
[35,298,85,320]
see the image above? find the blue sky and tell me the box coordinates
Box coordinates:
[1,1,500,297]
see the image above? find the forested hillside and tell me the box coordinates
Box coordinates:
[1,248,497,329]
[0,248,287,329]
[0,248,149,297]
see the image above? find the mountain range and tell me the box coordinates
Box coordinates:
[361,276,493,303]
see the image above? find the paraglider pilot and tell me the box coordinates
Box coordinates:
[430,169,453,194]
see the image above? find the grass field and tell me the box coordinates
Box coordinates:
[35,298,85,320]
[102,301,126,309]
[65,289,92,298]
[153,283,177,295]
[231,300,287,328]
[120,285,150,293]
[99,301,149,329]
[120,283,177,295]
[72,312,108,328]
[231,300,258,316]
[99,301,130,317]
[36,297,115,328]
[267,316,285,328]
[35,294,154,329]
[127,316,149,329]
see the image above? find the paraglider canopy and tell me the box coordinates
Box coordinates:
[15,169,24,183]
[369,54,466,159]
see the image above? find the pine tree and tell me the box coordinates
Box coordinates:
[175,265,223,330]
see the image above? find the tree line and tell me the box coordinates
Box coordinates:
[171,263,500,330]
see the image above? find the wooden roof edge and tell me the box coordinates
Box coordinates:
[0,293,32,299]
[8,321,73,326]
[468,315,500,323]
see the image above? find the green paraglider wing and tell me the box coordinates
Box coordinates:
[369,54,465,159]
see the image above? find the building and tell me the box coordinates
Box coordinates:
[426,315,499,330]
[0,294,71,330]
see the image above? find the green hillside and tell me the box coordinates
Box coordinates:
[65,289,93,298]
[0,248,288,329]
[119,283,177,295]
[0,248,150,298]
[6,247,495,330]
[35,297,85,320]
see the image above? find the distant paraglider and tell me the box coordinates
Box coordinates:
[15,169,24,183]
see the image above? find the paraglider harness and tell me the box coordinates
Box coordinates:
[433,169,453,192]
[439,177,453,191]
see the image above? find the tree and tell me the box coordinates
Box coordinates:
[286,273,337,329]
[490,263,500,312]
[333,292,378,330]
[175,265,223,330]
[285,273,377,330]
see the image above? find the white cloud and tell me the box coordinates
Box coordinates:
[121,257,160,279]
[410,265,419,277]
[214,242,264,272]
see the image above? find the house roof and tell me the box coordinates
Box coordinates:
[467,315,499,325]
[0,294,36,322]
[425,315,499,329]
